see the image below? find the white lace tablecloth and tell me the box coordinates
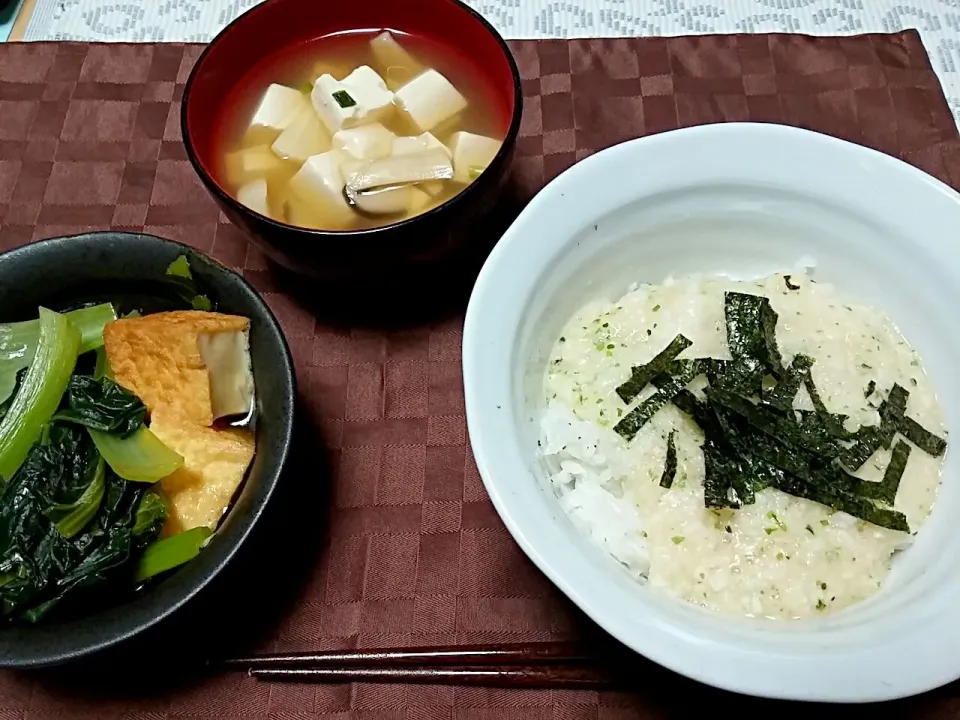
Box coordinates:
[22,0,960,128]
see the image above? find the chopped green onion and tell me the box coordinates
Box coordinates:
[135,526,213,582]
[0,308,81,481]
[468,165,486,179]
[89,425,183,483]
[332,90,356,108]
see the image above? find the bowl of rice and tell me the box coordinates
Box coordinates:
[462,122,960,702]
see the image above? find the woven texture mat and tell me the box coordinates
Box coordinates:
[0,32,959,718]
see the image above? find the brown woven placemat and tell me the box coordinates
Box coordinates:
[0,33,959,718]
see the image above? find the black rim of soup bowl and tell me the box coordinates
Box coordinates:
[0,232,296,668]
[180,0,524,246]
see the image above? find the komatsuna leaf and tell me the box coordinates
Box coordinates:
[132,491,167,537]
[42,456,105,539]
[165,255,215,313]
[53,375,146,437]
[0,423,164,623]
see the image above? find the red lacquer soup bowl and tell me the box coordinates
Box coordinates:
[182,0,522,284]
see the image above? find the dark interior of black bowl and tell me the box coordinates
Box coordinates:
[0,232,295,668]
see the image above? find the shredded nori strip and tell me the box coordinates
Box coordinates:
[659,431,678,488]
[802,373,854,439]
[858,440,911,505]
[706,408,909,531]
[900,416,947,457]
[865,380,877,399]
[764,464,909,532]
[764,354,815,413]
[705,387,840,458]
[719,292,785,393]
[703,439,743,508]
[760,303,784,378]
[616,334,692,403]
[840,384,908,469]
[614,375,690,441]
[610,304,943,533]
[784,275,801,291]
[669,388,723,436]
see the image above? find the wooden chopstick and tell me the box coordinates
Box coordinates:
[223,642,589,669]
[221,642,618,689]
[249,664,614,688]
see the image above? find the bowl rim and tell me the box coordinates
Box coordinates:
[0,231,296,668]
[462,122,960,703]
[180,0,523,238]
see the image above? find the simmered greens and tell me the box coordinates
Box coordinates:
[613,291,947,532]
[0,256,222,623]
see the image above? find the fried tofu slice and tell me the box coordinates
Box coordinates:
[150,419,255,536]
[103,310,256,533]
[104,311,250,427]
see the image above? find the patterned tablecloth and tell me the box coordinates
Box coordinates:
[0,32,959,718]
[17,0,960,131]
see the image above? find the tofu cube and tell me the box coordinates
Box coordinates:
[271,105,331,161]
[311,65,395,134]
[250,83,308,132]
[392,132,450,159]
[449,131,502,184]
[370,31,424,90]
[394,69,467,132]
[224,145,287,187]
[235,178,270,217]
[332,123,396,161]
[288,150,354,225]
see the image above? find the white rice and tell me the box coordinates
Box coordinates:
[539,272,947,620]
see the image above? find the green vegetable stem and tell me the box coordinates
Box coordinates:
[89,426,184,483]
[0,304,114,407]
[0,309,81,481]
[135,526,213,583]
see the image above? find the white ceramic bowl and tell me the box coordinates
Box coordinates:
[462,122,960,703]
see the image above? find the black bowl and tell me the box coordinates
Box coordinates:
[0,232,296,668]
[181,0,523,284]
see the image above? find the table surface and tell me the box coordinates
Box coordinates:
[0,33,959,717]
[11,0,960,132]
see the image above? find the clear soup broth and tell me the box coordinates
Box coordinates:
[215,30,510,231]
